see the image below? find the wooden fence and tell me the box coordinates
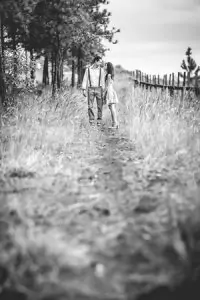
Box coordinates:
[130,70,200,95]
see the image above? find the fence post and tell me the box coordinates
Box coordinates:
[195,72,199,96]
[187,71,190,87]
[183,72,186,86]
[165,74,169,95]
[177,72,180,87]
[162,75,164,92]
[172,73,174,86]
[141,72,143,82]
[181,72,186,104]
[136,70,140,81]
[169,74,171,86]
[195,72,198,87]
[170,72,174,96]
[149,75,152,90]
[165,75,168,86]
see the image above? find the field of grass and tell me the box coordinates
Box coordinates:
[0,73,200,300]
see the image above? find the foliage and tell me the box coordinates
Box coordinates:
[181,47,199,75]
[0,0,119,97]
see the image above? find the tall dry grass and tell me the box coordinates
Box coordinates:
[113,74,200,222]
[0,76,200,300]
[115,79,200,299]
[1,76,200,195]
[0,87,123,300]
[2,75,199,175]
[114,75,200,184]
[0,88,103,177]
[128,87,200,159]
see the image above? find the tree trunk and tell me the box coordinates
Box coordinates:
[0,50,5,126]
[77,46,84,87]
[0,14,5,73]
[12,30,17,85]
[77,57,83,87]
[51,52,54,85]
[30,48,35,83]
[71,59,75,87]
[56,49,64,89]
[56,52,60,89]
[51,49,64,96]
[51,51,56,97]
[25,50,28,86]
[61,60,64,83]
[59,56,64,85]
[0,14,5,123]
[43,54,49,85]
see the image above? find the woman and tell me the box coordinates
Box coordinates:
[104,62,119,129]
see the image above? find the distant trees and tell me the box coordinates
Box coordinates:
[0,0,119,102]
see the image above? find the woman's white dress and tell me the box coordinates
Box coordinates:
[105,74,118,105]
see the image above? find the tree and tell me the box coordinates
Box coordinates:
[180,47,200,95]
[0,0,119,98]
[0,12,6,110]
[181,47,200,84]
[69,1,120,87]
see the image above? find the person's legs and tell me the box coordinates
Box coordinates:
[88,88,95,123]
[95,87,103,125]
[109,104,118,127]
[109,104,114,124]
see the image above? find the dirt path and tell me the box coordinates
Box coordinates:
[0,126,196,299]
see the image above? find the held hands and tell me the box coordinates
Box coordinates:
[103,91,107,105]
[82,89,87,97]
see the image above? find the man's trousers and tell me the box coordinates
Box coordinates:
[87,87,103,123]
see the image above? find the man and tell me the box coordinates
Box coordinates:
[82,55,105,126]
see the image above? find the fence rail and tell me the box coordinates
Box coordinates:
[130,70,200,94]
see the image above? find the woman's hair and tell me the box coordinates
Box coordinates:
[105,62,114,81]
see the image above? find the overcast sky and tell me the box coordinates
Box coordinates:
[104,0,200,75]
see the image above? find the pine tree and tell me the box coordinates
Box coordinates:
[181,47,200,88]
[181,47,197,78]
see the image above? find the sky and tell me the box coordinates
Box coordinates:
[103,0,200,76]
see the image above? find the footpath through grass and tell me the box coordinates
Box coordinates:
[0,76,200,300]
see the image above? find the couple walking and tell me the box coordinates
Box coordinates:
[82,55,119,129]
